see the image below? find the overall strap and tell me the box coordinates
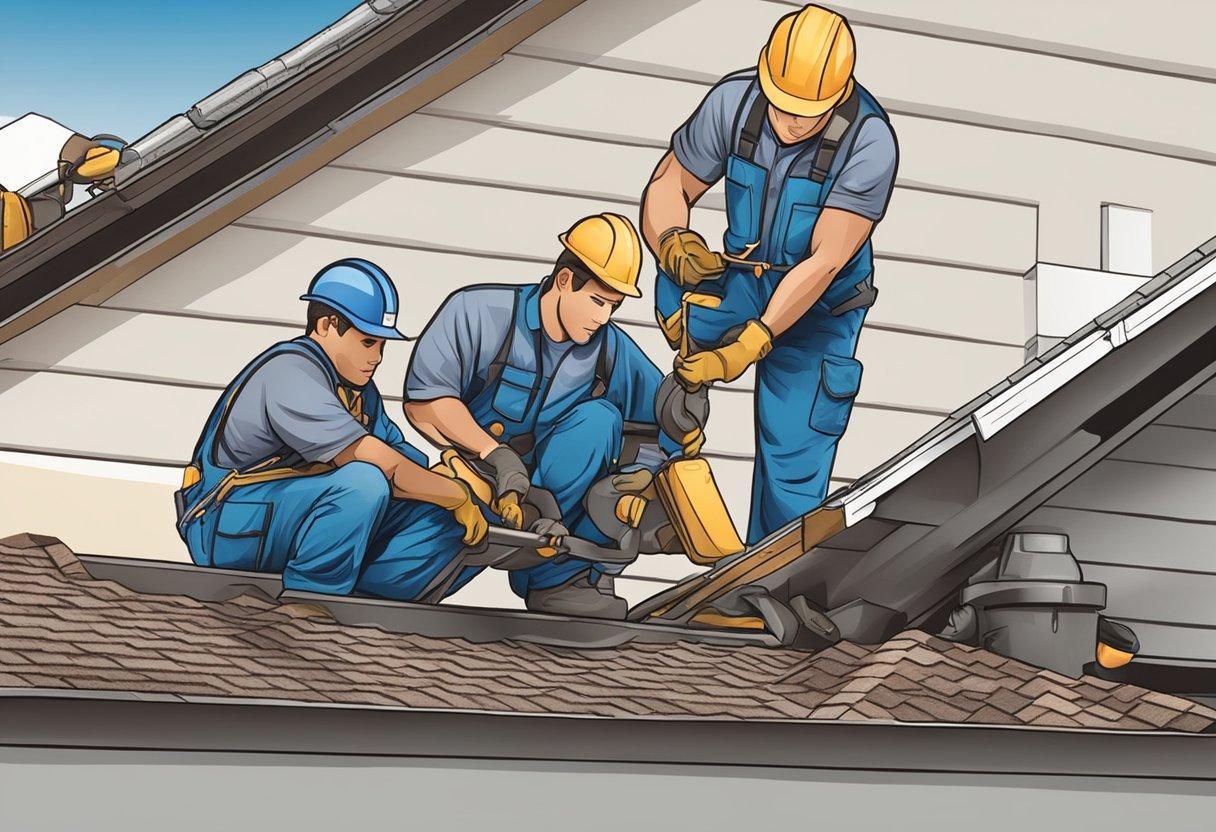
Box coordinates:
[482,288,521,395]
[735,86,768,163]
[588,330,615,399]
[810,92,860,185]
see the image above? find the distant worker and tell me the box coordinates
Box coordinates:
[404,213,681,619]
[175,259,489,600]
[1,114,125,251]
[641,4,898,543]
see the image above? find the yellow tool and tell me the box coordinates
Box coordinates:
[648,290,746,565]
[1,190,34,251]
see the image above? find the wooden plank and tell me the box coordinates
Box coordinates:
[1047,459,1216,524]
[1108,424,1216,471]
[518,0,1216,162]
[1024,506,1216,575]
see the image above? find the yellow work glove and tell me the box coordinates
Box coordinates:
[675,319,773,386]
[658,227,726,288]
[493,491,525,530]
[448,482,489,546]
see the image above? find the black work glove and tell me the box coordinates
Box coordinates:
[484,445,531,503]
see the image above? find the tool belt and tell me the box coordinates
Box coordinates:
[175,457,333,533]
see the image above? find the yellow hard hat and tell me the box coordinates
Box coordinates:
[758,4,855,118]
[1,190,34,252]
[557,212,643,298]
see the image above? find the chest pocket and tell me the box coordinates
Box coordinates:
[491,364,538,422]
[723,155,766,254]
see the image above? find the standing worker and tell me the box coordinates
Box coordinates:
[404,213,684,619]
[176,259,489,601]
[641,4,898,543]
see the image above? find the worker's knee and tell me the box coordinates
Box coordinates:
[327,461,392,508]
[564,399,623,440]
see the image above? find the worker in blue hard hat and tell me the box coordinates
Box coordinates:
[174,258,490,601]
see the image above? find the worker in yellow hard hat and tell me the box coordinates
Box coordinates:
[641,4,898,544]
[402,213,685,619]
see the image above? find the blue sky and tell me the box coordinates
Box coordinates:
[0,0,355,139]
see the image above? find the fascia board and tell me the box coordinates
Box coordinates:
[1123,256,1216,342]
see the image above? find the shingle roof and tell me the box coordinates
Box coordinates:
[2,532,1211,732]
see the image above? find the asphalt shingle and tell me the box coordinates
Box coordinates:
[0,533,1211,733]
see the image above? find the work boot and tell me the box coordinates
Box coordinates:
[526,574,627,620]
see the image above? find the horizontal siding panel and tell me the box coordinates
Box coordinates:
[0,455,186,562]
[0,371,437,468]
[1155,381,1216,432]
[1081,563,1216,629]
[519,0,1216,161]
[0,306,302,389]
[1108,424,1216,471]
[1105,619,1216,666]
[1047,459,1216,523]
[106,227,544,335]
[426,56,1035,272]
[1023,506,1216,575]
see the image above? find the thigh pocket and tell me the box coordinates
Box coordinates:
[212,500,272,570]
[809,354,863,436]
[491,364,537,422]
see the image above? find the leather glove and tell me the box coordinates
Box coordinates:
[484,444,530,502]
[448,482,489,546]
[658,227,726,288]
[675,319,772,386]
[494,491,525,530]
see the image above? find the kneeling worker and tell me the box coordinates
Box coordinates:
[176,258,489,600]
[404,213,675,619]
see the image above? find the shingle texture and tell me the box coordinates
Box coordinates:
[0,533,1212,731]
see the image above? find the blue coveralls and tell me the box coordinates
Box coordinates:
[441,283,674,597]
[177,337,480,602]
[656,83,888,544]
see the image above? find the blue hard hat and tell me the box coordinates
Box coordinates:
[300,258,405,339]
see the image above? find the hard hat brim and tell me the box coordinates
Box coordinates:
[757,49,854,118]
[300,293,407,339]
[557,230,644,298]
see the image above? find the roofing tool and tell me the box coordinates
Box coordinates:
[648,290,746,565]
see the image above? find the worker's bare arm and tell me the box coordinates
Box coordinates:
[640,151,715,253]
[759,208,874,338]
[404,397,498,460]
[334,434,467,509]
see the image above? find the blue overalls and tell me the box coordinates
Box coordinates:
[176,337,481,602]
[459,283,672,596]
[656,82,887,544]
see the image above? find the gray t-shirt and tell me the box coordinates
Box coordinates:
[216,352,368,469]
[672,74,897,225]
[405,286,573,403]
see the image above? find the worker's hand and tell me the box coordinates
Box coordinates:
[449,482,489,546]
[675,319,772,386]
[658,227,726,288]
[484,445,531,503]
[494,491,525,530]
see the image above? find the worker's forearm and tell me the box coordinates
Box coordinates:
[404,398,498,459]
[641,163,692,253]
[387,461,467,509]
[759,255,840,338]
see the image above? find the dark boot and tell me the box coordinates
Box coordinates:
[526,574,627,620]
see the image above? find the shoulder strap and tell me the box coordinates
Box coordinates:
[810,92,860,184]
[481,288,521,394]
[735,87,768,163]
[589,330,614,398]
